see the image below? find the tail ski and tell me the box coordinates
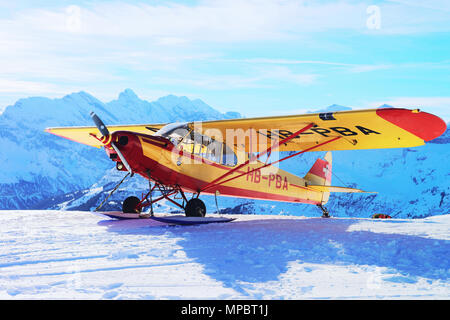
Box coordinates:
[304,152,374,205]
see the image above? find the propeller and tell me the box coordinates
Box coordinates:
[90,111,133,175]
[90,111,110,137]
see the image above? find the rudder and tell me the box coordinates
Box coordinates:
[304,151,332,204]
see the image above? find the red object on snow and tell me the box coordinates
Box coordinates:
[372,213,392,219]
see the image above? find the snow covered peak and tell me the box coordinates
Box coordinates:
[308,104,352,113]
[155,94,190,108]
[224,111,242,119]
[117,88,139,101]
[326,104,352,111]
[63,90,98,102]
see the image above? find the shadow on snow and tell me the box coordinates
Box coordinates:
[98,217,450,294]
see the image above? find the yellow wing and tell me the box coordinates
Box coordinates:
[45,108,446,151]
[196,108,447,152]
[45,123,165,148]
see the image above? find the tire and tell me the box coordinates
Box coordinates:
[184,198,206,217]
[122,196,141,213]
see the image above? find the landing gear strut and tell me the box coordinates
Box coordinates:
[317,204,330,218]
[120,172,207,217]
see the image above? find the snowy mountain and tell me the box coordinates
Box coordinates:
[0,89,240,209]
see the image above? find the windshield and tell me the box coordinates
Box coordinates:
[155,122,237,167]
[154,123,190,145]
[180,131,237,167]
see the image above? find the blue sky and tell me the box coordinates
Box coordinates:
[0,0,449,121]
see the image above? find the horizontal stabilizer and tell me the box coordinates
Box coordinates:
[307,185,376,193]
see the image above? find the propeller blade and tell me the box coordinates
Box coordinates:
[89,112,133,175]
[90,111,110,137]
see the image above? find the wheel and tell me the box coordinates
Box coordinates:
[184,198,206,217]
[122,196,142,213]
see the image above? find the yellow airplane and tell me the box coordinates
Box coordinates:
[45,107,446,219]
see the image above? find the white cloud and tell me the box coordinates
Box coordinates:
[256,65,319,85]
[148,63,319,90]
[222,58,396,74]
[6,0,448,43]
[226,58,354,67]
[150,74,269,90]
[0,79,83,113]
[0,79,65,94]
[0,1,449,112]
[370,1,450,34]
[71,0,366,40]
[387,0,450,12]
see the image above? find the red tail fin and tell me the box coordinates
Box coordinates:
[304,152,332,186]
[304,152,332,204]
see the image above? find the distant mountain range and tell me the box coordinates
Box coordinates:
[0,89,240,209]
[1,90,448,218]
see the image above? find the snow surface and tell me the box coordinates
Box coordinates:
[0,210,448,299]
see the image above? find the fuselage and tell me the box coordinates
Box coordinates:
[108,130,323,205]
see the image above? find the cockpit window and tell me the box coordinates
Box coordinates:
[155,122,237,167]
[154,122,190,146]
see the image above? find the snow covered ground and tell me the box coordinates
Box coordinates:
[0,210,448,299]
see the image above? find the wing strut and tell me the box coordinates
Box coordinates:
[200,123,315,193]
[94,171,132,212]
[202,136,341,192]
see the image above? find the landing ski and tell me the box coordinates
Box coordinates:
[98,211,235,225]
[150,215,235,225]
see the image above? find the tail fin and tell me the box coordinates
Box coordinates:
[304,151,332,186]
[304,152,332,204]
[304,152,375,205]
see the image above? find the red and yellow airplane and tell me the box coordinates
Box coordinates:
[45,107,446,218]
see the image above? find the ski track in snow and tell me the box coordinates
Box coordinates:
[0,210,449,299]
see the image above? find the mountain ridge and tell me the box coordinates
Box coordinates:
[0,89,240,209]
